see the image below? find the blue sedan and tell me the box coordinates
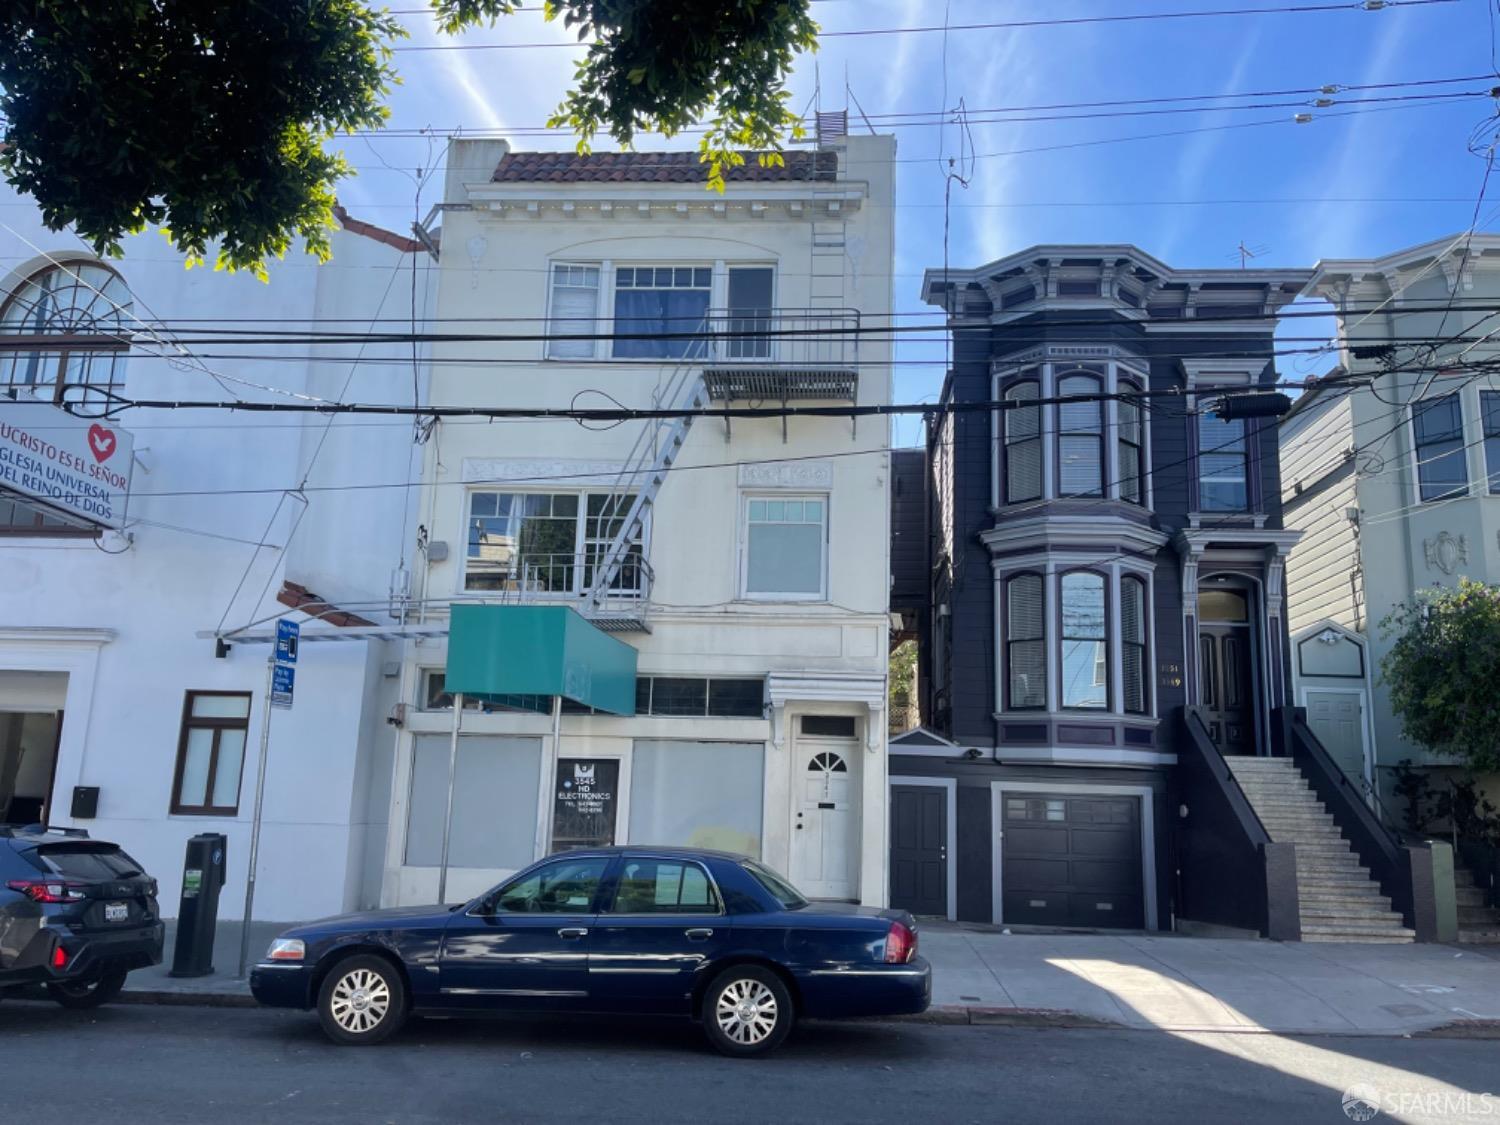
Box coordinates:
[250,847,930,1055]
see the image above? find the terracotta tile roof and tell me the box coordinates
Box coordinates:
[332,204,425,254]
[276,581,377,628]
[492,149,838,184]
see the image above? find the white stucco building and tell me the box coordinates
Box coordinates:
[378,135,898,908]
[0,198,433,921]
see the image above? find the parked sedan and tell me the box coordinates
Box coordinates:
[251,847,930,1055]
[0,826,164,1008]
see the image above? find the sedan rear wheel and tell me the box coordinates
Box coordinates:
[316,955,407,1046]
[702,965,793,1057]
[47,969,127,1010]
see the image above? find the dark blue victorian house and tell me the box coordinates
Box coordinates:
[888,245,1441,940]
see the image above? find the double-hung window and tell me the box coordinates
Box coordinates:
[1057,372,1104,497]
[1118,380,1145,504]
[1059,571,1108,710]
[1483,391,1500,493]
[1413,392,1468,502]
[613,266,712,359]
[1005,573,1046,709]
[1198,410,1250,511]
[547,265,600,358]
[171,692,251,815]
[1120,575,1148,715]
[743,495,827,599]
[465,490,643,595]
[1003,379,1043,503]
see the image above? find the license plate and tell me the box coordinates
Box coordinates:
[104,902,129,923]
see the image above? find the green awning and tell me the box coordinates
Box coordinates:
[445,605,638,716]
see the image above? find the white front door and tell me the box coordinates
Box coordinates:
[790,741,858,899]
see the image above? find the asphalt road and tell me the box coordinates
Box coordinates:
[1,1000,1497,1124]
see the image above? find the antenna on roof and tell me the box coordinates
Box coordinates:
[1230,240,1270,269]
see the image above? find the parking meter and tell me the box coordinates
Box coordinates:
[169,833,228,978]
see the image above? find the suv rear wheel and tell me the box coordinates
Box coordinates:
[316,954,407,1045]
[47,968,128,1010]
[701,965,794,1057]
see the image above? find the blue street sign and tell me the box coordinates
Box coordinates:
[275,619,300,665]
[271,663,295,709]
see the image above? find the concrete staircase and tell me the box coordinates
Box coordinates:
[1225,757,1415,943]
[1455,865,1500,944]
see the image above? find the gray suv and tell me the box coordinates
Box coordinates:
[0,826,164,1008]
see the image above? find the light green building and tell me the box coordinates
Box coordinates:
[1281,233,1500,829]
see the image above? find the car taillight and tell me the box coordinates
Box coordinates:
[7,879,86,904]
[884,920,917,964]
[51,945,68,970]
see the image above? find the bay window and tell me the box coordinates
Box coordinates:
[1412,392,1468,502]
[1003,379,1042,503]
[995,358,1150,508]
[1059,571,1108,709]
[465,490,643,595]
[1000,568,1152,715]
[1005,573,1046,709]
[1057,371,1104,497]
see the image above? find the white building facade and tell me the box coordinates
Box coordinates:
[379,136,897,908]
[0,198,434,921]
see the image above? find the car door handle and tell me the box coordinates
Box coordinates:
[557,927,589,940]
[685,928,714,941]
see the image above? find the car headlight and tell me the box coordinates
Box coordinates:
[265,937,306,962]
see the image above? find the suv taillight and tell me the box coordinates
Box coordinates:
[883,920,917,964]
[7,879,86,904]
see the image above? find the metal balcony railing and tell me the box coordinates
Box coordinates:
[701,308,860,402]
[463,551,653,631]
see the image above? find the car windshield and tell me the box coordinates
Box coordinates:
[743,861,808,910]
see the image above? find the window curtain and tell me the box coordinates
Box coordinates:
[613,289,711,359]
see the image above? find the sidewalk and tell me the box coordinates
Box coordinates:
[113,919,1500,1035]
[120,919,286,1005]
[922,925,1500,1035]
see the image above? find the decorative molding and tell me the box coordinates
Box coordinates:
[1423,531,1468,575]
[982,514,1169,558]
[766,671,886,754]
[738,460,833,489]
[992,342,1143,370]
[461,458,630,487]
[0,627,116,647]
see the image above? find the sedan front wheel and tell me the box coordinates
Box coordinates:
[702,965,794,1057]
[316,955,407,1045]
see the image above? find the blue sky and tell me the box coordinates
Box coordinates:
[339,0,1492,444]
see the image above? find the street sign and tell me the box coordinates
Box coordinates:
[270,663,295,709]
[275,619,300,665]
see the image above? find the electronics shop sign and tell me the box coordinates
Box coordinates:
[0,404,133,529]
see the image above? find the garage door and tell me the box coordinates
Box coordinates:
[1000,793,1143,929]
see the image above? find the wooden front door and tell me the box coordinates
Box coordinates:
[1199,625,1255,755]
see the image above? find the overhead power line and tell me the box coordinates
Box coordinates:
[389,1,1456,51]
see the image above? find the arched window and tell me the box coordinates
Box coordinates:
[1004,572,1046,709]
[1057,371,1104,497]
[1117,378,1145,504]
[1,261,132,409]
[1002,378,1042,503]
[1059,570,1108,709]
[1121,575,1148,714]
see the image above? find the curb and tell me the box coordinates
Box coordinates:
[893,1005,1121,1030]
[1414,1020,1500,1040]
[119,989,259,1010]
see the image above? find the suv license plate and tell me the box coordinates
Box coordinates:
[104,902,129,923]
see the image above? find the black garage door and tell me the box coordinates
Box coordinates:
[1001,793,1143,929]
